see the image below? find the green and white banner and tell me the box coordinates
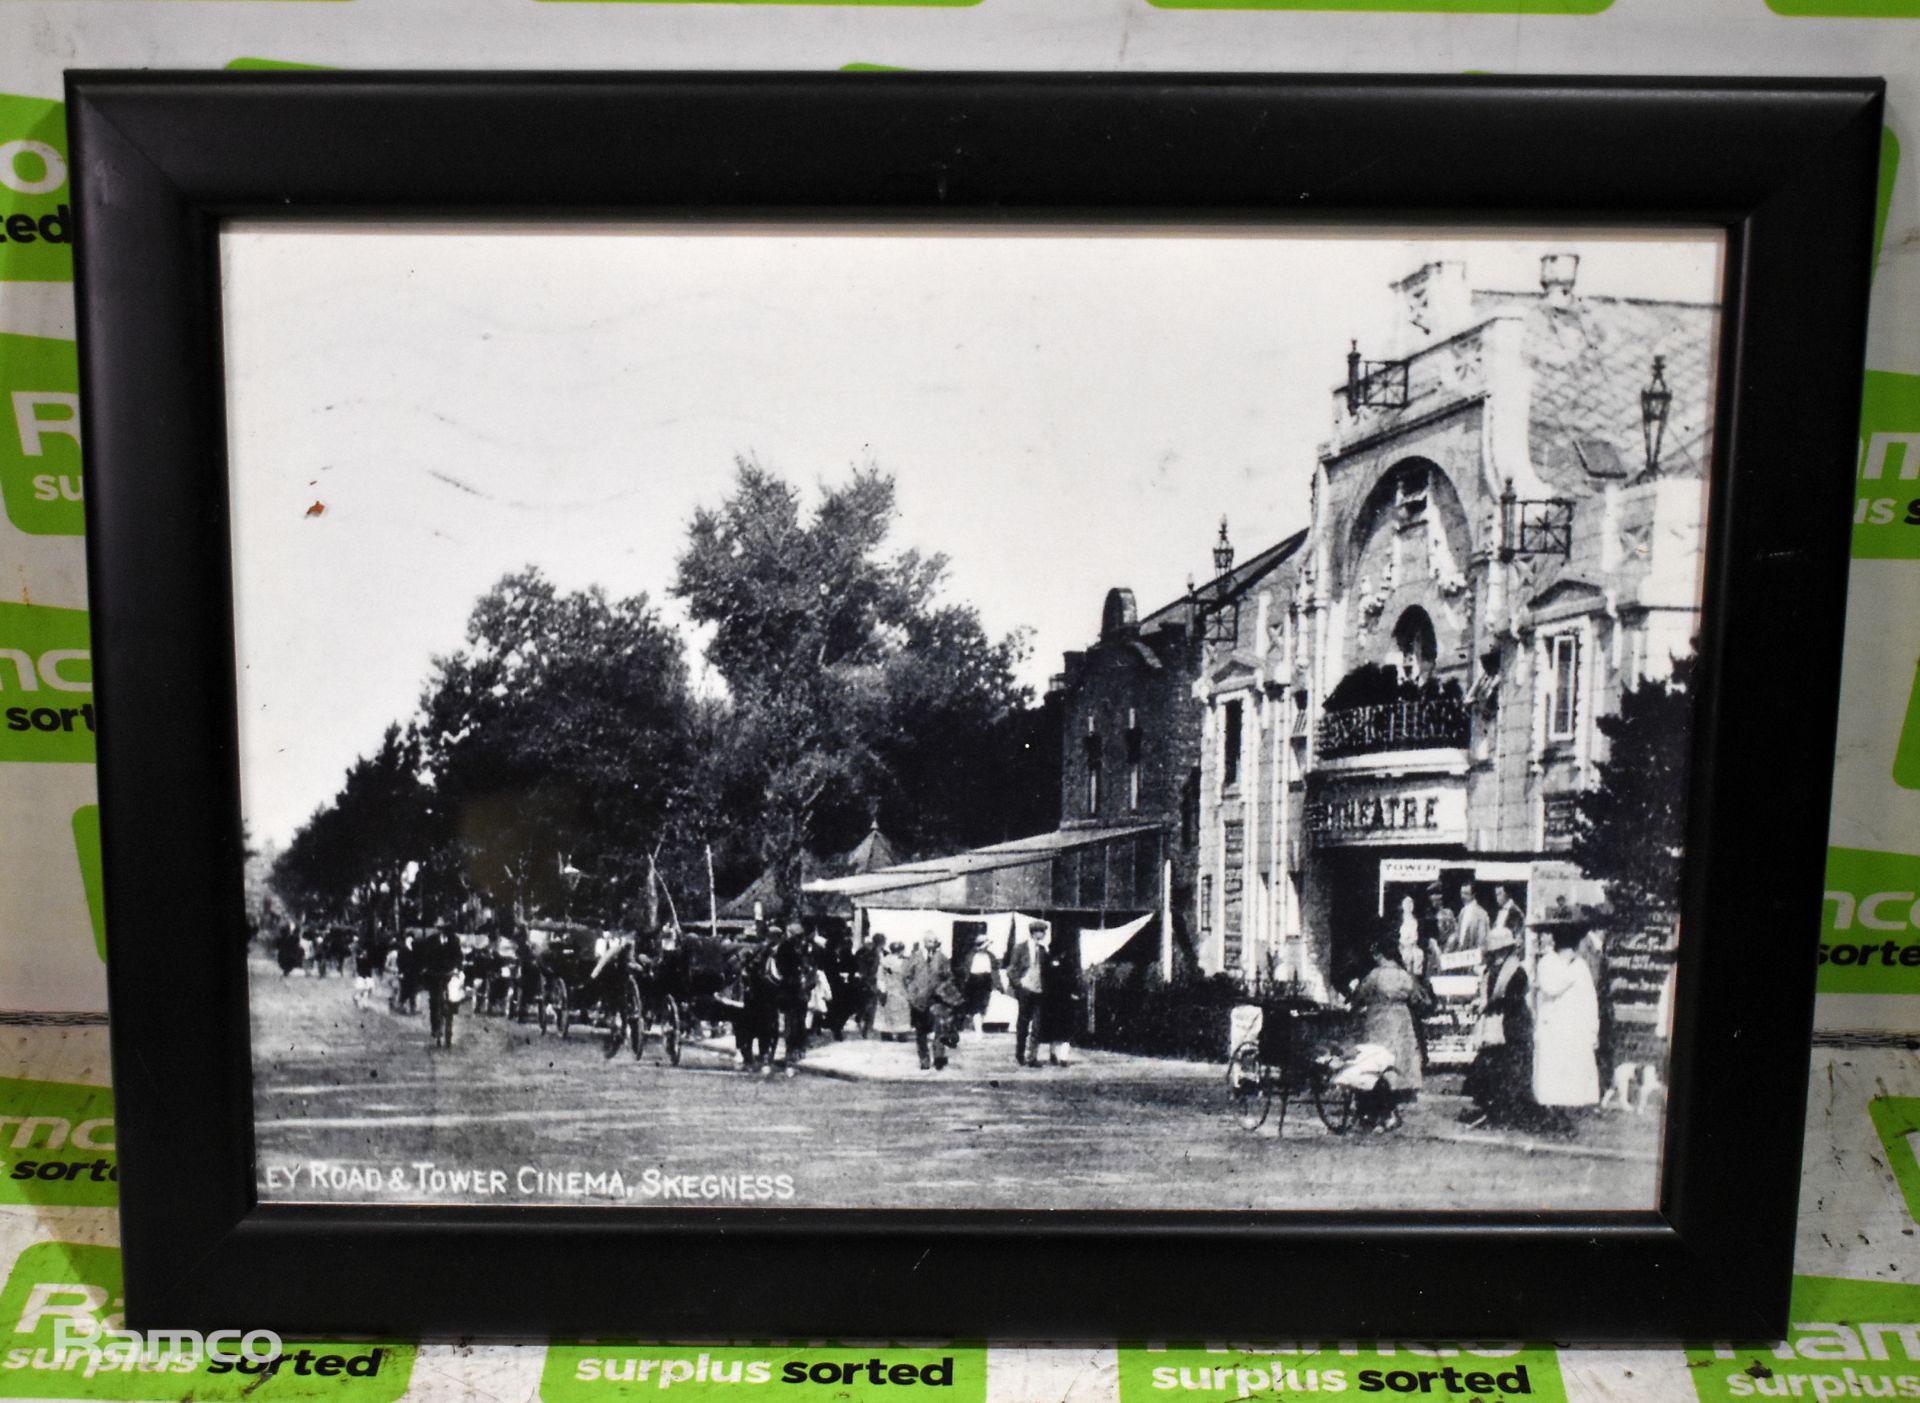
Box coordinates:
[542,1345,986,1402]
[1685,1278,1920,1403]
[0,1243,416,1402]
[1117,1343,1565,1402]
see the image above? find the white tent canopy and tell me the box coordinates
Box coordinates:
[1077,912,1154,971]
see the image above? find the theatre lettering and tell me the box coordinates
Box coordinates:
[1308,789,1452,843]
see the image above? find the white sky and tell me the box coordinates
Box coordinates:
[222,224,1722,847]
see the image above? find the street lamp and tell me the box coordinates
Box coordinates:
[1641,355,1672,477]
[1188,518,1240,647]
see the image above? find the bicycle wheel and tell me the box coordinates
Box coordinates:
[1227,1041,1273,1131]
[1314,1070,1355,1134]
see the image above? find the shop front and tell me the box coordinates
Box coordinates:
[1303,768,1472,990]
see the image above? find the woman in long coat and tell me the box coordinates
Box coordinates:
[872,941,915,1038]
[1347,939,1433,1095]
[1462,925,1533,1128]
[1533,928,1601,1123]
[1037,939,1082,1065]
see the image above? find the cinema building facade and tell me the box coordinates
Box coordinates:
[1191,254,1714,996]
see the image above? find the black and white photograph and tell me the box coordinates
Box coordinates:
[227,224,1719,1214]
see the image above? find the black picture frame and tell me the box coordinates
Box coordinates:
[68,70,1881,1343]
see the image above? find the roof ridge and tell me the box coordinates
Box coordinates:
[1135,526,1308,629]
[1472,288,1719,310]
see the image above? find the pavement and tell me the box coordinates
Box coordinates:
[743,1030,1220,1085]
[699,1029,1656,1160]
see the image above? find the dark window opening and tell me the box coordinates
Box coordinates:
[1084,725,1102,812]
[1223,699,1243,788]
[1548,634,1580,741]
[1125,715,1143,812]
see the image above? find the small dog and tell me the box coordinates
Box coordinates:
[1599,1061,1667,1114]
[1636,1066,1667,1116]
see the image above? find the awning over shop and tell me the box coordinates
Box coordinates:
[804,823,1165,913]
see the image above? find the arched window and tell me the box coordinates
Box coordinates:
[1391,607,1438,686]
[1341,457,1470,595]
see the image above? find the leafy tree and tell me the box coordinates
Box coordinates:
[1571,653,1696,924]
[415,568,697,926]
[272,723,430,927]
[673,458,1033,906]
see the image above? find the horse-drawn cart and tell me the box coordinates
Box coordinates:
[611,950,683,1064]
[524,923,621,1039]
[609,931,762,1065]
[461,934,524,1018]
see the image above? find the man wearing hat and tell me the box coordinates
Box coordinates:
[903,930,964,1072]
[770,918,815,1077]
[1005,919,1051,1068]
[1462,917,1533,1129]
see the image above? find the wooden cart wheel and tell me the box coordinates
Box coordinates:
[626,973,645,1059]
[536,975,551,1034]
[1227,1040,1272,1132]
[554,977,571,1039]
[662,995,682,1066]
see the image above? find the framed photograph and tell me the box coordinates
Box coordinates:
[69,71,1881,1341]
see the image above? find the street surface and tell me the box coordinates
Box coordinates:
[249,959,1663,1212]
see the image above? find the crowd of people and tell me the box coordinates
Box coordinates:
[260,898,1103,1081]
[264,916,469,1041]
[260,883,1654,1143]
[729,916,1082,1074]
[1342,885,1630,1138]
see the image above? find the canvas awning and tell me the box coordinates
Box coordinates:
[804,823,1164,911]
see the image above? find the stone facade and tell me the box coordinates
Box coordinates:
[1193,254,1716,993]
[1053,541,1305,972]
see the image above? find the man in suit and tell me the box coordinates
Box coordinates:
[771,919,814,1077]
[1452,883,1492,953]
[1492,885,1526,948]
[737,930,782,1075]
[903,930,963,1071]
[420,926,464,1047]
[1006,920,1050,1068]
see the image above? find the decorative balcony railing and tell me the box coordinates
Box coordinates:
[1316,698,1470,760]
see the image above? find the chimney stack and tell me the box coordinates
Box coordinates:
[1391,261,1470,342]
[1540,253,1580,308]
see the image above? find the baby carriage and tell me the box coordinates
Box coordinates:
[1316,1043,1404,1133]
